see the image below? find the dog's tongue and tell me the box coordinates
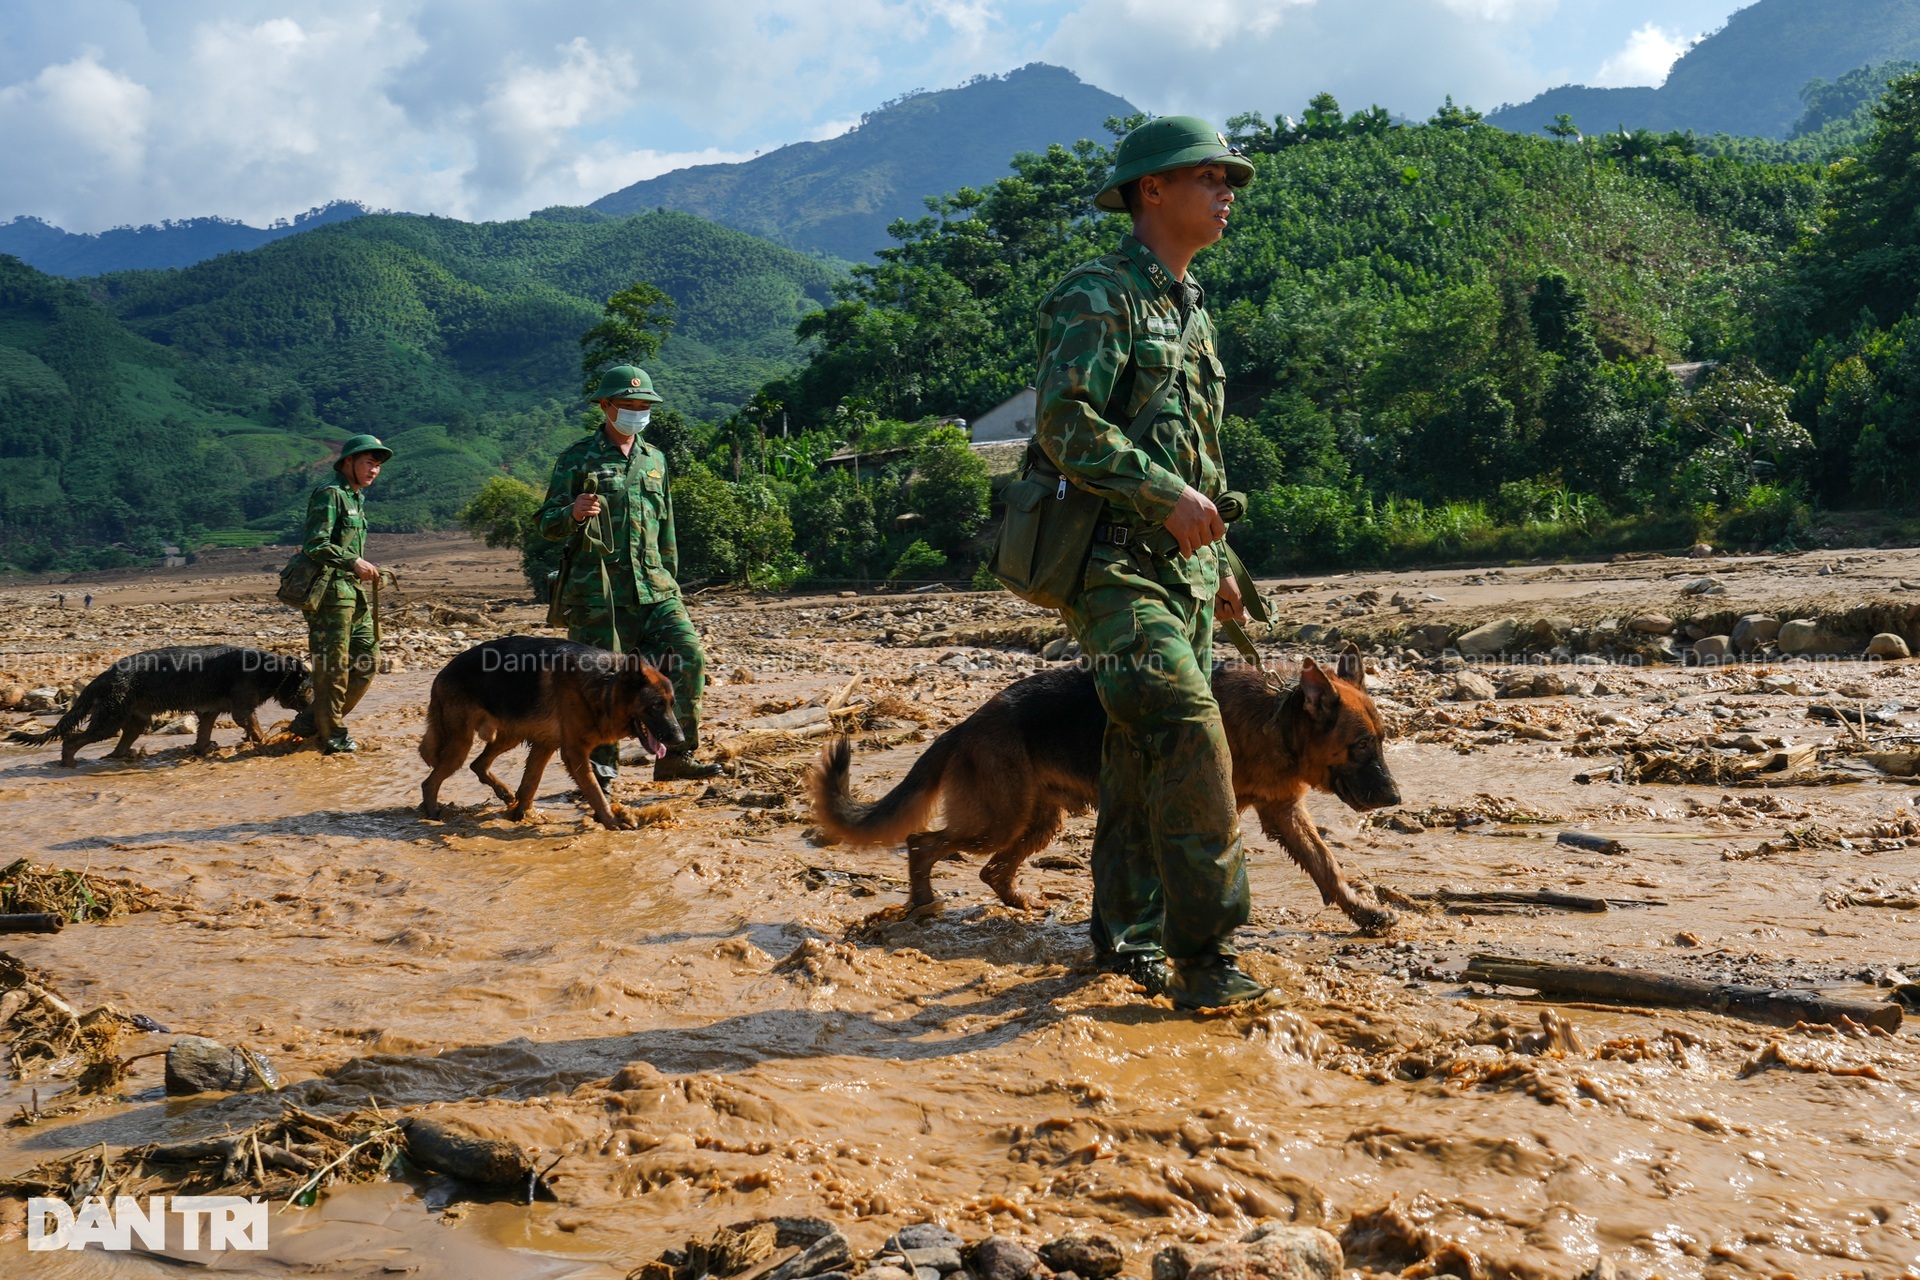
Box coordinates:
[654,741,669,760]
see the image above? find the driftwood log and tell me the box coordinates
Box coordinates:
[1465,954,1903,1032]
[0,914,62,934]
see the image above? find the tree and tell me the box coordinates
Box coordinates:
[457,475,556,595]
[1673,361,1811,505]
[579,281,676,395]
[1546,114,1581,142]
[908,426,990,555]
[889,539,948,581]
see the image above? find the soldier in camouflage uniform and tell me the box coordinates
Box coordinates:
[538,365,721,787]
[1034,116,1269,1010]
[294,433,391,755]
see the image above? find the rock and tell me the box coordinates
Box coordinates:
[1407,623,1455,652]
[404,1118,535,1185]
[1692,635,1734,663]
[164,1036,259,1094]
[970,1238,1045,1280]
[1498,672,1585,698]
[889,1226,964,1252]
[1731,615,1781,653]
[1628,612,1674,635]
[901,1248,963,1274]
[1689,543,1714,558]
[1154,1245,1198,1280]
[18,687,60,712]
[867,1269,915,1280]
[1868,633,1912,659]
[1454,618,1522,656]
[1177,1226,1343,1280]
[1683,623,1708,641]
[1777,619,1833,655]
[1640,635,1678,662]
[1446,672,1497,702]
[1680,577,1726,596]
[764,1230,852,1280]
[1295,623,1339,644]
[1529,616,1573,645]
[157,714,197,736]
[0,683,24,710]
[1040,637,1073,661]
[1041,1235,1125,1280]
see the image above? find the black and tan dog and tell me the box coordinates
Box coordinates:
[810,643,1401,931]
[419,636,683,830]
[8,645,311,766]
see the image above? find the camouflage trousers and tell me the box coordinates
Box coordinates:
[1060,570,1248,963]
[307,581,377,741]
[567,593,707,773]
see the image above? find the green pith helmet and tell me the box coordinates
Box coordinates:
[333,433,393,472]
[1094,115,1255,212]
[587,365,664,404]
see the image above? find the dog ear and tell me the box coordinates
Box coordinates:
[1336,641,1367,690]
[1300,658,1338,721]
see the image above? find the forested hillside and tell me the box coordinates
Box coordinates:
[0,208,837,565]
[0,203,372,278]
[592,64,1137,261]
[1489,0,1920,139]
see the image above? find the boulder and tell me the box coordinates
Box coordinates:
[1295,624,1339,644]
[0,683,24,710]
[1454,618,1523,656]
[889,1226,963,1253]
[1446,672,1497,702]
[1157,1226,1342,1280]
[1530,616,1575,645]
[1689,543,1714,558]
[969,1238,1044,1280]
[164,1036,258,1094]
[1407,623,1455,652]
[1680,577,1726,596]
[1777,619,1834,655]
[404,1118,535,1185]
[18,688,60,713]
[1040,1235,1125,1280]
[1868,633,1912,659]
[1692,635,1734,663]
[1628,613,1674,635]
[1731,614,1781,653]
[901,1248,962,1274]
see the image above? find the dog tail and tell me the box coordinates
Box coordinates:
[418,686,450,766]
[6,684,95,747]
[808,732,956,847]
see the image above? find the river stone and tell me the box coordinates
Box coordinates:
[891,1226,964,1252]
[1868,633,1912,659]
[901,1248,963,1274]
[1446,672,1497,702]
[1455,618,1522,656]
[1629,612,1674,635]
[1530,616,1574,645]
[1777,619,1833,655]
[1041,1235,1125,1280]
[1731,615,1780,652]
[405,1118,535,1185]
[867,1269,915,1280]
[970,1237,1044,1280]
[1693,635,1734,663]
[765,1231,852,1280]
[164,1036,255,1094]
[1407,623,1455,652]
[0,683,24,710]
[1164,1226,1343,1280]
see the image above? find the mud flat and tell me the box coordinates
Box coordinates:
[0,537,1916,1278]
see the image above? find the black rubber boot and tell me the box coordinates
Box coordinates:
[1096,948,1170,995]
[1167,955,1277,1010]
[654,753,723,782]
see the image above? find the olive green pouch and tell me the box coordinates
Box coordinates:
[992,308,1199,609]
[275,552,327,613]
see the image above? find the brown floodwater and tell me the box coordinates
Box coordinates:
[1,569,1918,1279]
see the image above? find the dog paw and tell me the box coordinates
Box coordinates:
[1353,903,1400,936]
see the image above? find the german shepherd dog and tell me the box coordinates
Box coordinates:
[8,645,311,766]
[418,636,683,830]
[810,643,1402,932]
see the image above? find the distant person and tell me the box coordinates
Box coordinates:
[1032,117,1262,1009]
[83,593,92,610]
[538,365,720,789]
[289,434,391,754]
[55,593,65,609]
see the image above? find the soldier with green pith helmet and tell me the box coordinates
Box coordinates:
[291,433,391,755]
[1032,116,1267,1009]
[537,365,720,788]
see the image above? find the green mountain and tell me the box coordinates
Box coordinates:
[0,203,372,278]
[590,63,1138,261]
[0,208,837,563]
[1488,0,1920,138]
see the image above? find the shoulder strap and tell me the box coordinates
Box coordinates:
[1027,300,1203,479]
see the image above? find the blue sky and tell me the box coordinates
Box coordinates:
[1,0,1751,232]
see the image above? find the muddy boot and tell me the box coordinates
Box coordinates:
[320,732,358,756]
[1097,948,1170,995]
[654,752,722,782]
[1167,955,1276,1010]
[287,711,317,739]
[591,758,619,799]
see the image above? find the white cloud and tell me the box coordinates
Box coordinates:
[0,51,153,173]
[1593,22,1698,88]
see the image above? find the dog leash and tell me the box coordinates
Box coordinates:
[577,473,621,654]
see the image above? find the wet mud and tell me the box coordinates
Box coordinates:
[0,539,1917,1278]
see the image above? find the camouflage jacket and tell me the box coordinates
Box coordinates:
[1034,234,1228,598]
[537,429,681,604]
[301,478,369,595]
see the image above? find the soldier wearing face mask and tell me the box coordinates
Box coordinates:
[538,365,721,786]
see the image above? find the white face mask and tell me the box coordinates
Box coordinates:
[612,407,650,436]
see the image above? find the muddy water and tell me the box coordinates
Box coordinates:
[1,584,1919,1278]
